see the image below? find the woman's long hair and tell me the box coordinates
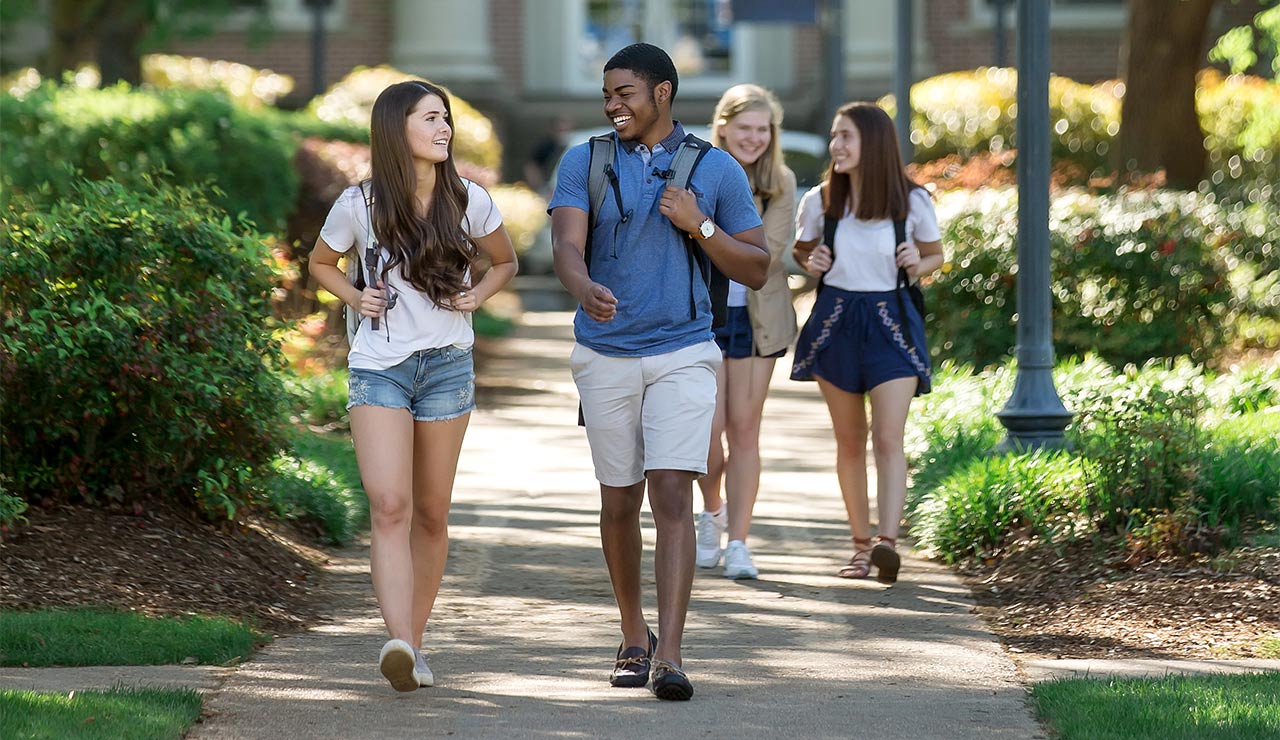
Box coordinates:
[822,102,918,222]
[711,83,787,201]
[368,80,472,308]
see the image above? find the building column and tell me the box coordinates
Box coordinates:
[392,0,498,85]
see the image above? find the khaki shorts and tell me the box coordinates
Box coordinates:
[569,340,722,487]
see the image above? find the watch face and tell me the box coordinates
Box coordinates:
[698,219,715,239]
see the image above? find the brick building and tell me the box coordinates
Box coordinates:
[2,1,1255,178]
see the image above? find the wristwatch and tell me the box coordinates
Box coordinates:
[693,217,715,241]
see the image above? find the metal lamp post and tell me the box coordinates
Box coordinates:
[995,0,1072,451]
[894,0,913,164]
[303,0,335,99]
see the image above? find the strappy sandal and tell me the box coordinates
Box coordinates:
[870,535,901,584]
[837,537,873,578]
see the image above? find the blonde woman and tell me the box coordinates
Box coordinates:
[695,84,798,579]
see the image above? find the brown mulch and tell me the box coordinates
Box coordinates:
[0,499,328,635]
[959,540,1280,660]
[5,499,1277,661]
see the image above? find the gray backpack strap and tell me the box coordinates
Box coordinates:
[584,134,620,272]
[587,135,615,231]
[666,134,711,190]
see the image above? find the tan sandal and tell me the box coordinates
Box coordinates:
[870,535,900,584]
[837,537,873,578]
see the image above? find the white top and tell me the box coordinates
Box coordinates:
[320,179,503,370]
[727,280,748,307]
[795,185,940,292]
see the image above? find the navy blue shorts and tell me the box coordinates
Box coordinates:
[790,287,931,396]
[713,306,786,360]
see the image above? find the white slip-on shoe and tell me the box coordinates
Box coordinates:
[415,648,435,687]
[723,540,759,580]
[379,639,419,692]
[695,510,727,568]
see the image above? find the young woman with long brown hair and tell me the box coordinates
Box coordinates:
[695,84,798,579]
[791,102,943,584]
[309,80,517,690]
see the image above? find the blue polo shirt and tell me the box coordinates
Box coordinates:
[548,122,762,357]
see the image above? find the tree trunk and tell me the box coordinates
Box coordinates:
[46,0,102,78]
[96,0,150,86]
[1116,0,1218,189]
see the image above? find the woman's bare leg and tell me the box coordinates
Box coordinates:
[350,405,416,642]
[722,356,776,542]
[408,413,470,650]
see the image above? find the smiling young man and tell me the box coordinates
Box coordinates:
[548,43,769,701]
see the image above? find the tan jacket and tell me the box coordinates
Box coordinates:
[746,166,799,356]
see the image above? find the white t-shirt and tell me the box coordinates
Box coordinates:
[795,185,940,292]
[320,179,503,370]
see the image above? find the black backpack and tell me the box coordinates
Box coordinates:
[585,132,729,329]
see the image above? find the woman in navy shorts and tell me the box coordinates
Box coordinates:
[308,80,517,690]
[791,102,944,584]
[695,85,798,580]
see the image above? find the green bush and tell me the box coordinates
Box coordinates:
[930,188,1266,369]
[0,83,299,232]
[266,452,361,545]
[909,358,1280,563]
[1198,411,1280,536]
[0,179,287,519]
[1197,70,1280,204]
[914,450,1088,563]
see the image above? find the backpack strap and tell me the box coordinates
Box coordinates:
[356,180,382,331]
[667,134,719,324]
[585,134,627,274]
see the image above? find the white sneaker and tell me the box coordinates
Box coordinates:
[415,648,435,687]
[723,540,759,580]
[695,509,727,568]
[379,639,418,692]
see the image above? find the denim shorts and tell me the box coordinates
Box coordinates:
[347,346,475,422]
[713,306,786,360]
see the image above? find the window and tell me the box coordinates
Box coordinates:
[574,0,747,94]
[972,0,1125,30]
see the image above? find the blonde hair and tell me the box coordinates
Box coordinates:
[711,83,787,201]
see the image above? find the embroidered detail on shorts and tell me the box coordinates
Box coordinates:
[348,375,372,406]
[792,296,846,377]
[876,300,930,379]
[456,382,473,409]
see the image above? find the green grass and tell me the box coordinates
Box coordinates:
[0,686,202,740]
[1259,638,1280,659]
[0,609,262,667]
[1034,672,1280,739]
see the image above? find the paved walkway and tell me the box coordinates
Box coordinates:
[4,313,1276,736]
[181,312,1041,739]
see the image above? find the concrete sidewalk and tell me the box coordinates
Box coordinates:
[0,311,1047,737]
[4,313,1275,736]
[183,312,1042,739]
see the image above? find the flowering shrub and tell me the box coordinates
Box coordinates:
[929,187,1276,368]
[880,68,1120,176]
[2,55,295,108]
[882,68,1279,199]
